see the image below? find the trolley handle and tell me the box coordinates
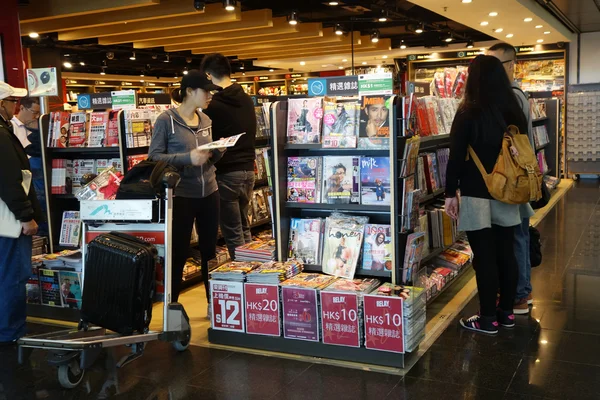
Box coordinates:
[163,172,181,189]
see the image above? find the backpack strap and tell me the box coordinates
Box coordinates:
[149,160,169,191]
[467,145,490,180]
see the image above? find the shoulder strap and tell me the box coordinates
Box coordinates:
[467,146,490,179]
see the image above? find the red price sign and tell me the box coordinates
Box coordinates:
[320,292,360,347]
[244,283,280,336]
[210,281,245,332]
[363,294,404,353]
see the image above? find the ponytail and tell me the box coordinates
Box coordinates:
[171,88,184,103]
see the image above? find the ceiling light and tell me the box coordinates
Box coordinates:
[194,1,205,12]
[342,58,348,62]
[242,72,246,76]
[445,33,453,43]
[537,39,544,43]
[370,30,380,43]
[506,33,514,38]
[480,21,489,26]
[130,52,136,61]
[335,24,344,35]
[467,40,474,49]
[415,23,424,34]
[524,17,533,22]
[400,41,407,49]
[300,61,306,66]
[100,71,106,76]
[140,74,144,77]
[140,80,144,83]
[540,340,548,344]
[382,55,388,59]
[544,31,551,34]
[462,0,472,3]
[288,11,299,25]
[79,62,85,66]
[269,68,274,72]
[378,10,389,22]
[338,66,344,70]
[535,359,541,363]
[239,65,244,70]
[328,1,339,5]
[536,25,543,28]
[29,32,39,38]
[489,12,498,17]
[321,64,328,67]
[183,69,189,75]
[164,54,170,63]
[494,28,503,33]
[223,0,236,12]
[362,61,367,65]
[63,62,72,69]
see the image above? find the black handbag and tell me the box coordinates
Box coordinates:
[529,226,542,268]
[530,181,551,210]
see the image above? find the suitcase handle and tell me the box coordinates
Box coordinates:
[107,231,153,247]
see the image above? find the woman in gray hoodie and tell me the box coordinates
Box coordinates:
[149,70,223,310]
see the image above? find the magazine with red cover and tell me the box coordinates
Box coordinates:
[88,111,109,147]
[68,112,87,147]
[106,110,120,147]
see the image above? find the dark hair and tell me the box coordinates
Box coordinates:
[333,163,346,173]
[171,87,184,103]
[170,69,217,103]
[460,55,527,138]
[488,43,517,60]
[19,97,39,109]
[200,53,231,80]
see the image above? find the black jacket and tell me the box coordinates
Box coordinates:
[445,108,527,200]
[203,83,256,174]
[0,116,42,223]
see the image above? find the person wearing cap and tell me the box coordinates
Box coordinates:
[149,70,223,312]
[0,82,43,345]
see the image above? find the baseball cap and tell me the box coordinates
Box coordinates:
[182,70,222,92]
[0,81,28,101]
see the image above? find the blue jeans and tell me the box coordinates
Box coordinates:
[0,235,32,342]
[515,217,532,300]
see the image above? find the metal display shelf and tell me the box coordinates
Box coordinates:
[418,134,450,151]
[301,264,392,278]
[48,147,121,155]
[284,203,390,212]
[27,303,80,323]
[419,188,445,205]
[284,144,389,156]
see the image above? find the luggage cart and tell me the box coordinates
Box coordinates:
[18,172,192,389]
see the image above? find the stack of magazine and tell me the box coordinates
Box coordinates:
[209,261,262,282]
[246,260,304,285]
[279,273,336,290]
[235,240,276,262]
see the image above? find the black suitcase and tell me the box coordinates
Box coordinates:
[81,232,158,335]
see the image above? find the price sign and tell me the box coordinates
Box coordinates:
[282,287,319,341]
[244,283,280,336]
[363,294,404,353]
[210,281,245,332]
[320,292,360,347]
[322,136,357,148]
[358,73,394,96]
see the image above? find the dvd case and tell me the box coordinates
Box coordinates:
[321,156,360,204]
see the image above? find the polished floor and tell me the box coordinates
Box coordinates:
[3,181,600,399]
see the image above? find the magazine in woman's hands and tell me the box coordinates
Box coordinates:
[197,132,245,150]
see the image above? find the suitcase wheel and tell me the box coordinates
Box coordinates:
[172,327,191,352]
[57,357,85,389]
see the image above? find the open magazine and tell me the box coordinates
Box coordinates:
[197,132,245,150]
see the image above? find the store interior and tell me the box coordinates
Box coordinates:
[4,0,599,379]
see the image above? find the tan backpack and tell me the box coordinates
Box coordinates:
[467,125,543,205]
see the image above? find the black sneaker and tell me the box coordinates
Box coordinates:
[497,309,515,328]
[459,314,499,335]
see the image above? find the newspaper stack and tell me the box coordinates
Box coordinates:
[234,240,275,262]
[246,260,304,285]
[209,261,262,282]
[279,273,336,290]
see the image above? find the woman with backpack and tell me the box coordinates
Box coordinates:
[444,55,535,335]
[149,70,223,314]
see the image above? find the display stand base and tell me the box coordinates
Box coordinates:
[208,328,407,368]
[27,304,80,323]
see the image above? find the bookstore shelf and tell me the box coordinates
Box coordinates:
[301,263,392,278]
[419,188,445,205]
[250,218,272,229]
[427,262,473,305]
[48,147,121,156]
[421,233,466,265]
[284,144,389,156]
[284,202,391,213]
[419,134,450,151]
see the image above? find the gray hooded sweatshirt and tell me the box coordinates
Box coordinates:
[149,108,222,198]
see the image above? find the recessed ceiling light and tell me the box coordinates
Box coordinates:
[524,17,533,22]
[362,61,367,65]
[415,28,423,34]
[79,62,85,66]
[495,28,503,33]
[64,54,70,57]
[537,39,544,43]
[140,80,144,83]
[300,61,306,66]
[63,62,72,69]
[382,55,388,59]
[400,43,407,49]
[328,1,339,5]
[183,70,188,75]
[342,58,348,62]
[544,31,551,34]
[536,25,543,28]
[338,66,344,69]
[506,33,514,38]
[462,0,472,3]
[480,21,489,26]
[489,12,498,17]
[321,64,328,67]
[269,68,274,72]
[223,0,236,11]
[140,74,144,77]
[29,32,39,38]
[100,71,106,76]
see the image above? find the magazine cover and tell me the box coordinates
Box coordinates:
[288,218,323,265]
[321,215,367,279]
[106,110,120,147]
[362,224,392,271]
[75,167,123,201]
[26,266,40,304]
[252,189,270,222]
[360,156,390,205]
[52,112,70,148]
[255,106,269,137]
[58,271,83,310]
[402,231,426,283]
[255,149,267,181]
[88,111,109,147]
[286,97,323,144]
[321,156,360,204]
[358,95,391,149]
[322,100,359,148]
[59,211,81,247]
[68,112,87,147]
[287,156,320,203]
[39,269,62,307]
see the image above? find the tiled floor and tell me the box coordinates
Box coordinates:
[3,181,600,399]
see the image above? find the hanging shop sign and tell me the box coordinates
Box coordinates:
[111,90,136,110]
[77,92,113,110]
[406,81,431,97]
[363,294,405,353]
[308,75,359,97]
[282,287,319,341]
[137,93,171,106]
[244,283,281,336]
[358,73,394,96]
[210,280,245,333]
[26,67,58,97]
[320,292,360,347]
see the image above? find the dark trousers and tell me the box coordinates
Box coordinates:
[216,171,255,259]
[30,157,48,237]
[172,191,219,302]
[467,224,518,317]
[0,235,32,342]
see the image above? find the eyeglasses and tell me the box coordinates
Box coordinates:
[501,59,515,64]
[2,98,18,103]
[25,107,40,117]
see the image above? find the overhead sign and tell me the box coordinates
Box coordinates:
[111,90,136,110]
[407,81,431,97]
[308,75,359,97]
[26,67,58,97]
[77,92,112,110]
[137,93,171,106]
[358,73,393,96]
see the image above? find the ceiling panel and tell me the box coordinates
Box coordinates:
[19,0,158,22]
[547,0,600,32]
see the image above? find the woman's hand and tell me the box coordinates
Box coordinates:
[190,149,210,166]
[445,196,459,220]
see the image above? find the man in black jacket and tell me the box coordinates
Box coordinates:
[0,81,42,345]
[201,54,257,259]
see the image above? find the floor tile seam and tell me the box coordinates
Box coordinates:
[536,326,600,337]
[401,376,509,394]
[504,358,524,393]
[520,354,600,369]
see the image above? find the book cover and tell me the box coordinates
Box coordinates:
[127,154,147,171]
[287,156,320,203]
[288,218,323,265]
[39,269,63,307]
[321,217,366,279]
[68,112,87,147]
[252,189,269,222]
[255,106,269,137]
[106,110,120,147]
[59,211,81,247]
[358,95,391,149]
[88,111,109,147]
[58,271,83,310]
[361,224,392,271]
[322,100,359,148]
[321,156,360,204]
[360,156,390,205]
[255,149,266,181]
[286,97,323,144]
